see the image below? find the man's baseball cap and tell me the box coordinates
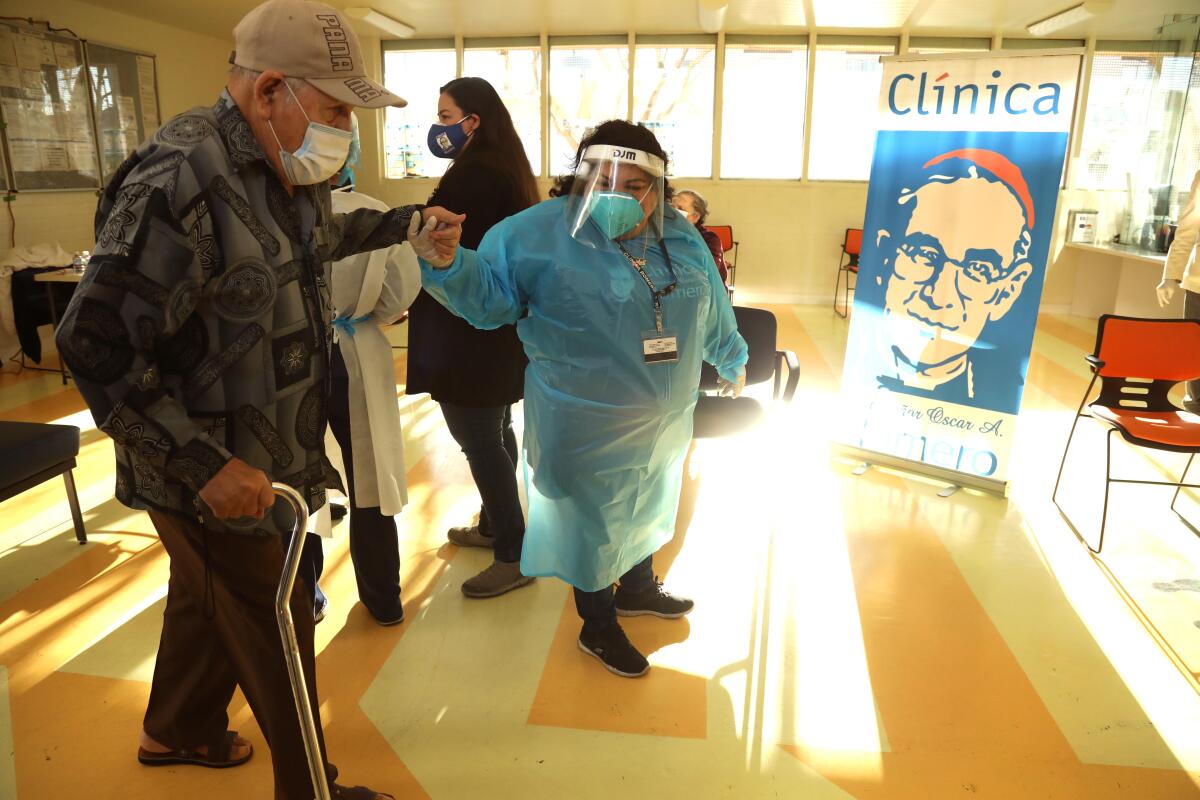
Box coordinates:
[231,0,406,109]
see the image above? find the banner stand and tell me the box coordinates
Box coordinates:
[834,443,1009,498]
[836,49,1083,493]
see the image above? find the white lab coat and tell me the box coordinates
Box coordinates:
[324,187,421,522]
[1164,170,1200,293]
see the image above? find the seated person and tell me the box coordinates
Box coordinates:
[672,190,728,285]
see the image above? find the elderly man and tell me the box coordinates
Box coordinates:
[55,2,457,798]
[874,148,1035,415]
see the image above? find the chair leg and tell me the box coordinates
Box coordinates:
[1170,452,1200,537]
[1094,428,1116,554]
[833,265,845,317]
[1170,452,1196,513]
[1052,375,1097,504]
[63,469,86,545]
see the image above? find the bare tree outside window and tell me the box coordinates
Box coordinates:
[548,45,629,174]
[633,45,715,177]
[463,47,542,175]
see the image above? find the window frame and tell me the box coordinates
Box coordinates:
[374,33,1196,187]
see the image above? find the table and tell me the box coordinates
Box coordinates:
[32,268,83,385]
[1064,241,1179,320]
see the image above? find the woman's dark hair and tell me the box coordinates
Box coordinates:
[675,190,708,226]
[549,120,675,201]
[439,77,539,208]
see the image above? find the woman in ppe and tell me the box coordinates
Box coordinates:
[413,120,748,678]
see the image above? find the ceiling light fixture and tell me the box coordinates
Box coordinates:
[344,7,415,39]
[697,0,728,34]
[1026,1,1112,36]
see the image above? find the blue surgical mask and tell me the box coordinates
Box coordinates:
[268,82,352,186]
[587,191,649,240]
[427,116,472,158]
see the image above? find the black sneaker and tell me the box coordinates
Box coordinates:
[614,579,694,619]
[578,622,650,678]
[330,502,348,523]
[373,606,405,627]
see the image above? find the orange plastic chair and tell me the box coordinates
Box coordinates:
[1052,315,1200,553]
[706,224,738,286]
[833,228,863,318]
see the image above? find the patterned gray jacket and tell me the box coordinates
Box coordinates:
[56,90,420,536]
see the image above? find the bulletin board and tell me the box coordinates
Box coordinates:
[0,21,102,191]
[85,42,160,184]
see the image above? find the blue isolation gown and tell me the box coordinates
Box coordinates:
[420,197,748,591]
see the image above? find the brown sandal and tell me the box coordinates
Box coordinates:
[137,730,252,769]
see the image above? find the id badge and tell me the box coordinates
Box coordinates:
[643,330,679,365]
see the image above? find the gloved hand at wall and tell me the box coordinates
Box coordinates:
[717,369,746,398]
[1156,278,1180,307]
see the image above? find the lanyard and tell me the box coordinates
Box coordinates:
[616,238,677,334]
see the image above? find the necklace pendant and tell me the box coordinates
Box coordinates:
[632,256,647,269]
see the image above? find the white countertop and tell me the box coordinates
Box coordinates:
[1065,241,1167,266]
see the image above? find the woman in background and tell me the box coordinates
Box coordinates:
[407,77,539,598]
[672,189,729,286]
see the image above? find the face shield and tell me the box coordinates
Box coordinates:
[564,144,666,249]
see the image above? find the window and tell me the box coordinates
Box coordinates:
[906,37,991,55]
[632,41,716,177]
[549,41,629,175]
[721,41,807,179]
[808,39,897,181]
[463,42,543,175]
[382,46,456,178]
[1171,54,1200,209]
[1078,45,1194,189]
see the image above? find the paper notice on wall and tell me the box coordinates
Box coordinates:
[70,117,93,141]
[40,142,70,171]
[68,142,97,173]
[27,105,54,139]
[52,108,71,139]
[102,129,131,155]
[0,99,23,137]
[9,141,40,172]
[136,56,159,129]
[0,31,17,66]
[21,68,43,98]
[0,64,19,88]
[53,42,78,69]
[15,35,44,69]
[117,95,137,129]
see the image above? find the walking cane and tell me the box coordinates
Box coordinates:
[272,482,333,800]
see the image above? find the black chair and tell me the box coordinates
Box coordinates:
[0,421,86,544]
[694,306,799,438]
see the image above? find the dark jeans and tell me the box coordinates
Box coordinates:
[292,533,326,613]
[573,555,655,633]
[319,345,403,622]
[440,402,525,563]
[1187,290,1200,411]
